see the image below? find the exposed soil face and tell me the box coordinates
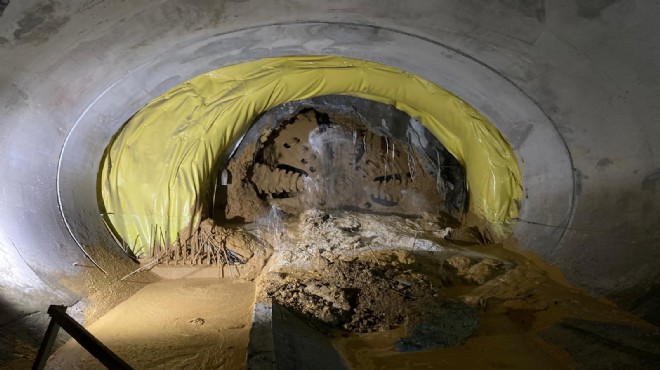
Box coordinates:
[223,145,271,222]
[263,251,443,334]
[220,108,458,223]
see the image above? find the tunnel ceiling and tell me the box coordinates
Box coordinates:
[0,0,659,341]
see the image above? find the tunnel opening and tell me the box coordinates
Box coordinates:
[214,95,468,224]
[97,56,524,262]
[1,0,659,365]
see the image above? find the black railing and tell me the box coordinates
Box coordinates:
[33,305,133,369]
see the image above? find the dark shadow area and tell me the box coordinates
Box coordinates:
[630,283,660,326]
[0,296,70,368]
[541,317,660,369]
[272,302,349,370]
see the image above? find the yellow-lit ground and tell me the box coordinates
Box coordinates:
[46,214,658,370]
[47,279,255,369]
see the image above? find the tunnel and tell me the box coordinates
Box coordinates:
[1,0,659,369]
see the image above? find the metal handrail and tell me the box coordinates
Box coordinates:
[32,305,133,369]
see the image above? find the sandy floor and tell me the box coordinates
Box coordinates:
[334,325,569,370]
[46,279,255,370]
[331,240,656,370]
[43,211,657,370]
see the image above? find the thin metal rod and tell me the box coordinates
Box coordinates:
[36,305,134,369]
[32,319,60,370]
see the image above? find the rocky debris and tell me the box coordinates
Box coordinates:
[435,227,452,239]
[250,211,521,350]
[465,259,506,285]
[264,210,364,269]
[444,255,507,285]
[299,209,329,228]
[251,209,463,273]
[269,279,351,327]
[332,215,361,232]
[445,255,472,274]
[263,252,442,334]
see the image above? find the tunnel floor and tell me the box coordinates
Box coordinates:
[47,279,254,369]
[44,210,659,369]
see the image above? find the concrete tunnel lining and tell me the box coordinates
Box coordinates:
[59,22,572,265]
[2,0,660,363]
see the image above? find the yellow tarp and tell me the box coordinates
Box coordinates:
[100,56,522,257]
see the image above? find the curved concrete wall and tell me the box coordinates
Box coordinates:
[1,0,658,350]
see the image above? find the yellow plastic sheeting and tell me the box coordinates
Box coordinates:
[100,56,522,257]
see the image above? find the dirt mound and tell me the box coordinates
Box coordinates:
[252,209,512,338]
[263,251,442,333]
[260,246,496,352]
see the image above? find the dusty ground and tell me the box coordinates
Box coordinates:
[262,251,445,334]
[65,244,161,324]
[243,209,657,369]
[41,209,659,370]
[46,279,255,370]
[330,241,657,369]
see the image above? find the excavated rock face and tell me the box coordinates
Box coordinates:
[255,109,435,210]
[220,105,462,221]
